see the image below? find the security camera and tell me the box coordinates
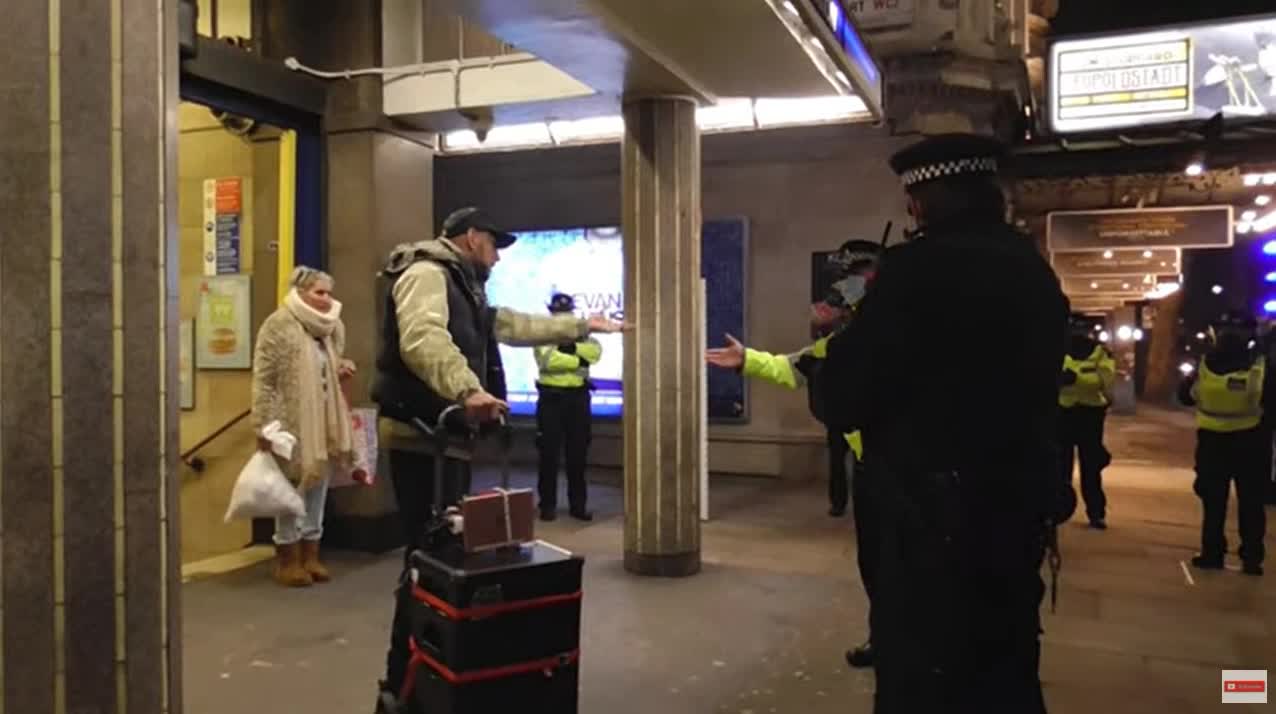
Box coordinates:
[460,107,495,143]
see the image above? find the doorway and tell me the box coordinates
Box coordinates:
[175,100,283,567]
[177,31,327,571]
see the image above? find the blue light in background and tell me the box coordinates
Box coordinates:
[1265,300,1276,314]
[829,1,880,84]
[1266,271,1276,283]
[1264,240,1276,256]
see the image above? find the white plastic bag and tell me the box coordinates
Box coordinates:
[223,421,305,522]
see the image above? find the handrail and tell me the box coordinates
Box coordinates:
[181,409,252,473]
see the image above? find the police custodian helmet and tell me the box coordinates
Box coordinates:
[548,293,576,314]
[888,133,1006,189]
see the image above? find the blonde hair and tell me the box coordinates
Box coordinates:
[290,266,334,291]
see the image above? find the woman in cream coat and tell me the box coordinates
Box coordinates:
[251,267,355,587]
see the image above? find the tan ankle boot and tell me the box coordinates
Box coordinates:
[300,540,330,583]
[274,543,313,587]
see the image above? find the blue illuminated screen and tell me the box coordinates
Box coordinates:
[485,222,748,420]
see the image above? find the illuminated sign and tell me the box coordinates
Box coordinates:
[844,0,914,30]
[811,0,883,112]
[1047,206,1234,252]
[1062,275,1173,296]
[1049,13,1276,134]
[1051,248,1181,277]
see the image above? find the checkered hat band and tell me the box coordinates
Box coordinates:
[901,157,998,187]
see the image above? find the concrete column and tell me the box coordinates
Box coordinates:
[1143,289,1185,404]
[621,97,703,577]
[0,1,181,713]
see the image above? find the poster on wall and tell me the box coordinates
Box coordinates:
[180,319,195,410]
[196,274,252,369]
[203,176,242,276]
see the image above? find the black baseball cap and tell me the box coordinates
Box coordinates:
[441,207,517,249]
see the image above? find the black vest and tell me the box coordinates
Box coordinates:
[371,255,506,426]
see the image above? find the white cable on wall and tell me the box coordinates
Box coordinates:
[283,53,541,81]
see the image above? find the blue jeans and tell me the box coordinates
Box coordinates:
[274,466,331,545]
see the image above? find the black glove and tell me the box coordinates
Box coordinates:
[1060,369,1077,386]
[558,342,577,355]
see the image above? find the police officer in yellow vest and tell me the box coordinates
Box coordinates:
[706,238,880,669]
[534,293,603,522]
[1179,309,1272,576]
[1059,313,1116,529]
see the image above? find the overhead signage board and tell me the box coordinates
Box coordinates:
[1047,206,1233,252]
[1049,13,1276,134]
[1062,275,1174,296]
[808,0,884,116]
[1051,248,1181,277]
[844,0,914,30]
[1070,301,1123,314]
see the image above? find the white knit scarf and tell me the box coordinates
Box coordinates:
[284,289,353,487]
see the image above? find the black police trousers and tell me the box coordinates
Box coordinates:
[536,386,592,513]
[871,471,1047,714]
[382,449,472,695]
[1194,427,1269,565]
[827,429,850,512]
[1058,406,1110,522]
[851,457,879,626]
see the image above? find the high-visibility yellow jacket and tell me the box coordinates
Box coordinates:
[535,338,602,389]
[741,341,864,460]
[1192,355,1266,433]
[1059,345,1115,408]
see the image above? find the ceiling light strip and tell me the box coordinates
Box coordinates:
[441,95,872,153]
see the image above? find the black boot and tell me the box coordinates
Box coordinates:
[845,640,874,669]
[1191,554,1224,570]
[570,509,594,522]
[1243,561,1264,576]
[540,509,558,522]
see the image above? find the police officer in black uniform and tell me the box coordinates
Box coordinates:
[1179,309,1273,576]
[822,134,1069,713]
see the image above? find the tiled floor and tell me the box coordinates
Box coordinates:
[181,407,1275,713]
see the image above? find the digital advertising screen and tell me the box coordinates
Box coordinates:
[485,220,748,420]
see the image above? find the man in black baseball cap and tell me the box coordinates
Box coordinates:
[442,206,518,249]
[373,209,626,706]
[820,134,1068,713]
[438,206,518,281]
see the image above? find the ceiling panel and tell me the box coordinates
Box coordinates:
[438,0,842,103]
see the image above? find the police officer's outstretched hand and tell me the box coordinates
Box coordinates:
[463,390,508,425]
[705,334,745,370]
[587,314,629,334]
